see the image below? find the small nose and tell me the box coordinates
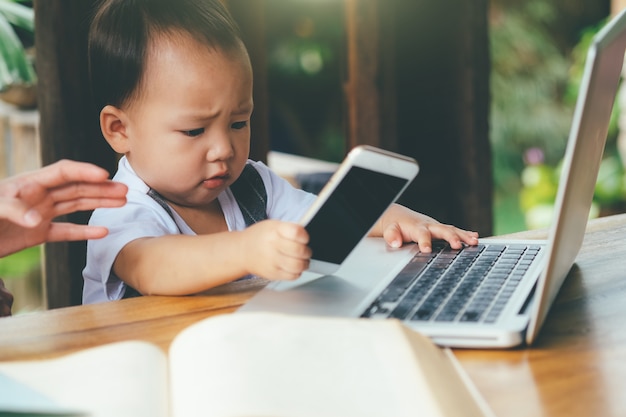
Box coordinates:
[206,130,234,161]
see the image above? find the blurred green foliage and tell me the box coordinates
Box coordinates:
[0,0,35,91]
[491,1,623,232]
[521,15,626,229]
[490,1,573,196]
[0,245,40,278]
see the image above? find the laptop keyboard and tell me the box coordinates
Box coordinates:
[361,241,542,324]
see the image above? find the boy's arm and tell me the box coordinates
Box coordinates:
[369,203,479,253]
[114,220,311,296]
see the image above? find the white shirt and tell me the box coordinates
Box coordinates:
[82,156,316,304]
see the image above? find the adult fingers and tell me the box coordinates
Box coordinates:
[53,196,128,218]
[45,223,110,242]
[49,181,128,204]
[37,181,127,218]
[0,196,42,227]
[24,160,111,189]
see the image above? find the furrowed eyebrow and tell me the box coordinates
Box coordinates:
[181,111,219,122]
[234,101,254,115]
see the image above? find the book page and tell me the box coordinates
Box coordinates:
[0,341,170,417]
[400,327,495,417]
[169,312,481,417]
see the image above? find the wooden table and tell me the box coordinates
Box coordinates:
[2,213,626,417]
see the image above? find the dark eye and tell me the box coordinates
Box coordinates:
[182,128,205,137]
[231,121,248,130]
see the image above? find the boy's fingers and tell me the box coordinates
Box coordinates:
[277,236,312,260]
[426,225,478,249]
[276,257,310,278]
[278,222,309,244]
[462,231,480,245]
[382,223,404,248]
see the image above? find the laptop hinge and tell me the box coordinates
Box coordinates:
[518,281,537,315]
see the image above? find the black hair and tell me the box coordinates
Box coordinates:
[88,0,243,111]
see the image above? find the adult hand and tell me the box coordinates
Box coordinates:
[0,159,128,257]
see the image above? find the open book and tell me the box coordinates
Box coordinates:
[0,312,494,417]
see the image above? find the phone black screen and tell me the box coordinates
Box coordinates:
[305,166,408,265]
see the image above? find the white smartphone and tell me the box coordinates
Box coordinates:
[299,145,419,275]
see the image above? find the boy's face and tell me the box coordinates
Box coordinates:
[117,32,253,209]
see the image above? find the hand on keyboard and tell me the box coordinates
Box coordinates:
[369,203,480,253]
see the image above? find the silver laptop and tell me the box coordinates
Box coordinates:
[240,10,626,348]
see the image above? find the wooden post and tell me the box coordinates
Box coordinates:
[344,0,379,149]
[226,0,270,163]
[343,0,492,234]
[35,0,116,308]
[343,0,397,151]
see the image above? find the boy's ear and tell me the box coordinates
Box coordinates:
[100,105,131,154]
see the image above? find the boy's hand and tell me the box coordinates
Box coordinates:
[243,220,311,280]
[375,204,479,253]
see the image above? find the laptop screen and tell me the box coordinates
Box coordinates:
[526,9,626,344]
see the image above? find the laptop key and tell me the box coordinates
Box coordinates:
[365,242,539,325]
[378,261,429,302]
[389,274,440,319]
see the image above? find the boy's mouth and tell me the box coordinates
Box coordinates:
[202,172,230,189]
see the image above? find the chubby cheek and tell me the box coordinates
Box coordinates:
[133,150,200,193]
[231,145,251,176]
[160,156,204,189]
[232,134,251,165]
